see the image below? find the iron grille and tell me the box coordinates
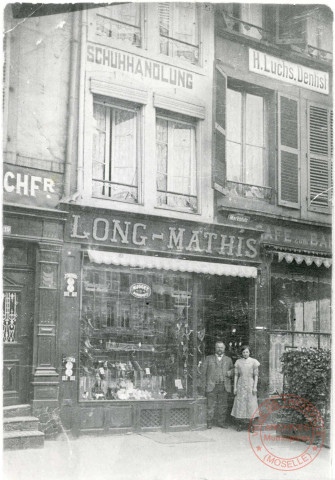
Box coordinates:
[140,409,162,428]
[169,408,190,426]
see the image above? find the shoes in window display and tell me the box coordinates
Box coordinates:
[84,338,93,349]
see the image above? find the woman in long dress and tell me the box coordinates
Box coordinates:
[231,345,260,431]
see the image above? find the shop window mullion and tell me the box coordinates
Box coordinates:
[242,92,247,182]
[167,120,173,196]
[191,274,199,400]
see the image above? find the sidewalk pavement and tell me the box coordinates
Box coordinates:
[3,426,332,480]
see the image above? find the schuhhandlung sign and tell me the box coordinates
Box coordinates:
[249,48,329,95]
[67,208,262,263]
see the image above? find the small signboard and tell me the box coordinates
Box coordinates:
[62,356,76,381]
[64,273,78,297]
[130,283,152,299]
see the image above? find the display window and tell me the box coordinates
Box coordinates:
[271,263,331,334]
[80,265,196,401]
[79,261,255,402]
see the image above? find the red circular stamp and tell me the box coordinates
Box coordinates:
[249,395,325,471]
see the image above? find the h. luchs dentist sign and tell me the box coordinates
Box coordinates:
[249,48,329,95]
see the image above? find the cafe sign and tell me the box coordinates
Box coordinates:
[67,208,262,263]
[249,48,329,95]
[260,224,331,254]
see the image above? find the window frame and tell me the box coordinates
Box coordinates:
[270,270,332,335]
[92,3,147,50]
[155,111,199,214]
[79,262,197,402]
[226,82,269,189]
[91,96,143,205]
[275,5,307,46]
[158,2,201,66]
[219,4,270,42]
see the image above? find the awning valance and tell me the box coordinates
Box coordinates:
[271,272,331,284]
[87,250,257,278]
[277,252,332,268]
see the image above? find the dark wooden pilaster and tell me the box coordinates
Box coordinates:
[251,257,272,401]
[31,242,61,412]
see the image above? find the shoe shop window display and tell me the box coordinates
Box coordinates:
[231,345,260,432]
[201,341,234,429]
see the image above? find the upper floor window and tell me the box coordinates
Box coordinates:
[307,11,332,50]
[226,87,266,187]
[156,113,197,212]
[92,99,140,204]
[277,5,332,49]
[218,4,332,62]
[96,4,142,48]
[222,3,265,40]
[159,3,199,65]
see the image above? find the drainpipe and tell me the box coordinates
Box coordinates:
[76,8,86,196]
[63,9,80,198]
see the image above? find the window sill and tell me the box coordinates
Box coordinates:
[92,195,141,207]
[269,329,330,335]
[307,205,332,215]
[154,205,200,216]
[217,181,273,203]
[78,397,199,404]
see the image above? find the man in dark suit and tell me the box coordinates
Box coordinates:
[201,341,234,429]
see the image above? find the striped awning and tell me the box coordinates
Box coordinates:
[87,250,257,278]
[278,252,332,268]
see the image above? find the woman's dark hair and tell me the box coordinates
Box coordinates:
[240,344,251,355]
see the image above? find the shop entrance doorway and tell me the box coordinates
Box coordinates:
[201,275,253,425]
[3,244,35,406]
[202,276,252,362]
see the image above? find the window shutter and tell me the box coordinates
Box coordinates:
[278,95,300,208]
[159,3,170,36]
[213,63,227,193]
[276,5,306,46]
[308,104,332,211]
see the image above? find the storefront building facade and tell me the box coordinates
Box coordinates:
[3,3,332,436]
[3,6,71,430]
[58,206,261,433]
[214,4,332,398]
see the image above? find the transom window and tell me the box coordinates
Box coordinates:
[92,100,139,204]
[156,114,197,212]
[159,3,199,65]
[96,4,142,48]
[226,87,266,187]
